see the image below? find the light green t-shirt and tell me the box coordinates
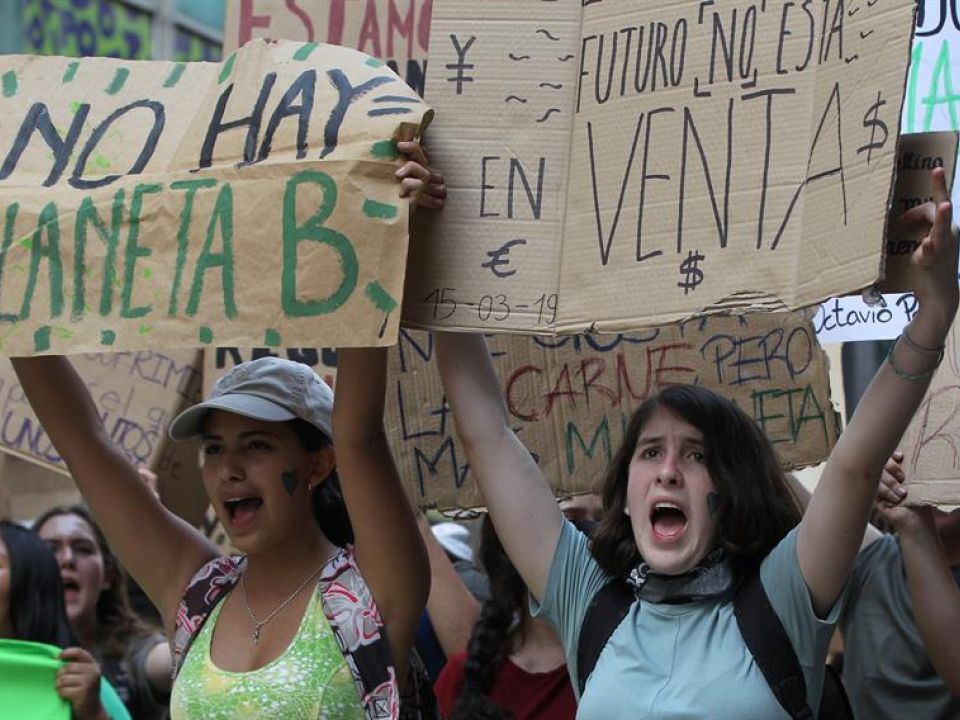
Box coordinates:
[532,522,841,719]
[169,582,365,720]
[841,534,960,719]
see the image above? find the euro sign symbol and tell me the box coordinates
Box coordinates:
[677,250,705,295]
[857,91,888,163]
[482,238,527,278]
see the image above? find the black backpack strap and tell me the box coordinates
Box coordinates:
[576,580,634,695]
[819,663,854,720]
[734,569,815,720]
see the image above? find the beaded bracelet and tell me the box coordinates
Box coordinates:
[886,332,945,382]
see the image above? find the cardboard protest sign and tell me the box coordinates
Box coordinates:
[0,40,431,356]
[224,1,431,95]
[900,312,960,504]
[205,310,838,510]
[882,131,959,292]
[401,0,918,336]
[390,315,838,509]
[0,350,202,473]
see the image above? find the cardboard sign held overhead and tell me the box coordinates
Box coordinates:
[403,0,918,335]
[0,40,431,356]
[391,312,837,509]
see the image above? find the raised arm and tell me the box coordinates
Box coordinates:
[798,167,960,616]
[435,333,562,601]
[876,479,960,693]
[10,356,217,636]
[416,513,480,657]
[331,346,429,679]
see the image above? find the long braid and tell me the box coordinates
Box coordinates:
[449,517,528,720]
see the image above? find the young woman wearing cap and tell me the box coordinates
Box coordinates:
[11,140,446,719]
[433,168,960,717]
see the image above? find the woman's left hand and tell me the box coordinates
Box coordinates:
[899,167,960,335]
[56,647,108,720]
[396,140,446,210]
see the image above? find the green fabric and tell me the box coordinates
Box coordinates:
[0,639,130,720]
[0,639,68,720]
[100,672,132,720]
[171,584,365,720]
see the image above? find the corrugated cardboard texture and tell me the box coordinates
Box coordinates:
[204,310,836,511]
[0,350,204,518]
[403,0,918,335]
[901,313,960,505]
[388,313,837,509]
[0,40,430,355]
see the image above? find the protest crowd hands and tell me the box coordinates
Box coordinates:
[55,647,108,720]
[900,167,960,343]
[396,140,446,210]
[875,451,938,536]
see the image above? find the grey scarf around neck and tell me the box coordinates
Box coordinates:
[626,548,735,604]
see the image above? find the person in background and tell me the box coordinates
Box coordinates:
[434,515,575,720]
[0,520,130,719]
[33,505,171,720]
[875,452,960,699]
[432,522,489,601]
[788,458,960,718]
[414,516,483,681]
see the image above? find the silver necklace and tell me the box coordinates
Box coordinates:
[240,564,325,644]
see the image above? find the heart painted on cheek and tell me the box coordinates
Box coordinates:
[282,470,298,495]
[707,492,721,516]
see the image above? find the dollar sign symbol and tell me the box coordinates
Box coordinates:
[857,91,888,163]
[678,250,705,295]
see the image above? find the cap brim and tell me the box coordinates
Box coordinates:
[168,394,297,441]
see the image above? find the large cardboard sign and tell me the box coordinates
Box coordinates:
[401,0,917,335]
[390,316,837,509]
[0,40,431,355]
[224,1,431,95]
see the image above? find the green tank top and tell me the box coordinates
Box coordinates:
[170,583,365,720]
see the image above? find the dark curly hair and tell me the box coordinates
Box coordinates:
[449,516,527,720]
[590,384,802,578]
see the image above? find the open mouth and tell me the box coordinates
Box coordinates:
[62,578,80,600]
[224,497,263,528]
[650,503,688,541]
